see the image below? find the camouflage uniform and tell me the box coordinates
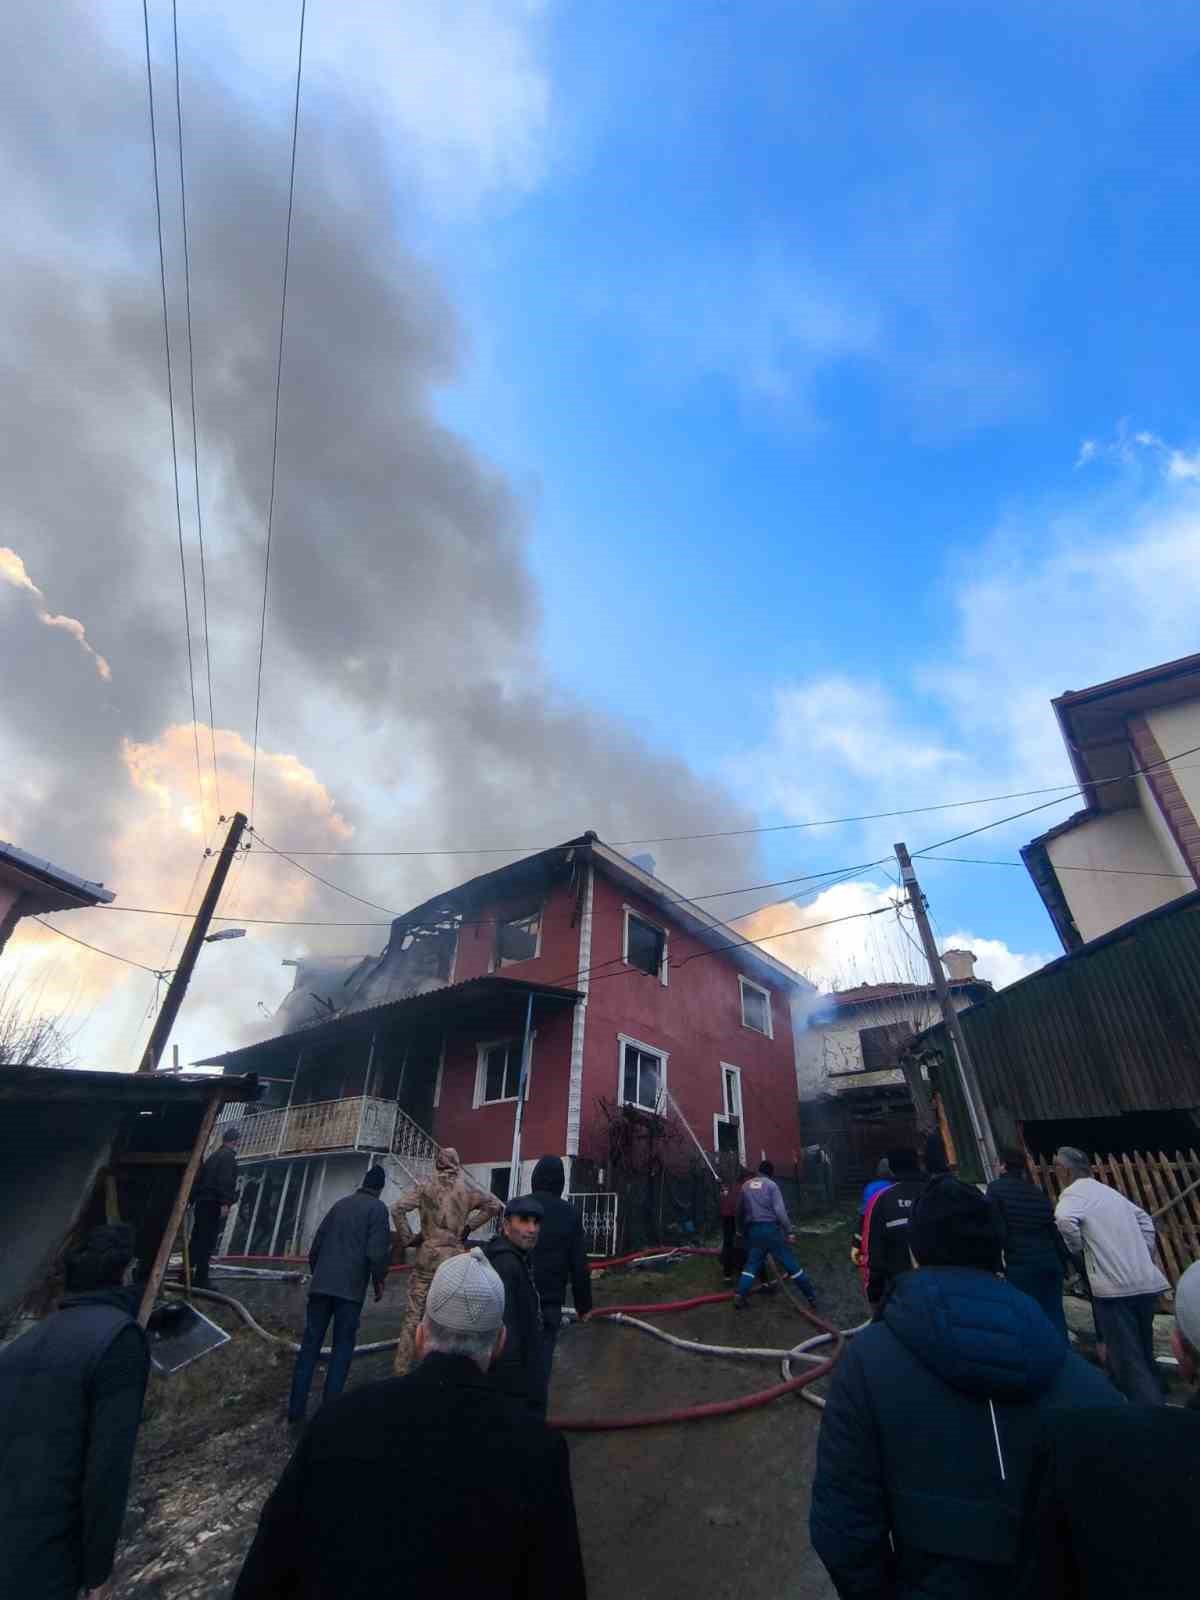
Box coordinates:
[391,1147,504,1374]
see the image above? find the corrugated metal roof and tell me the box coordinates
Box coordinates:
[918,889,1200,1123]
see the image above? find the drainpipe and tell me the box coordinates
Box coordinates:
[508,992,535,1193]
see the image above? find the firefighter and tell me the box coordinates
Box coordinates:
[390,1147,504,1375]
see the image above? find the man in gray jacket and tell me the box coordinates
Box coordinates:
[1053,1145,1168,1405]
[734,1160,817,1309]
[287,1165,391,1425]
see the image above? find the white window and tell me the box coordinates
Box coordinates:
[617,1034,668,1112]
[739,976,772,1037]
[495,904,542,968]
[714,1063,746,1163]
[473,1039,531,1107]
[623,907,668,985]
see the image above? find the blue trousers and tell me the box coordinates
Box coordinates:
[1006,1260,1068,1342]
[1093,1292,1165,1406]
[737,1222,807,1293]
[288,1293,362,1421]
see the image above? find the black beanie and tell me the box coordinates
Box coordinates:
[362,1165,386,1193]
[908,1177,1003,1271]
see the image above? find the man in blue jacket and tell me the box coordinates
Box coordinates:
[810,1177,1122,1600]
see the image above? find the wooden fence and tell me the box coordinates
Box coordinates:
[1027,1149,1200,1290]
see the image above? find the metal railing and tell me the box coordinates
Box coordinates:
[391,1104,438,1181]
[572,1191,619,1257]
[208,1096,399,1159]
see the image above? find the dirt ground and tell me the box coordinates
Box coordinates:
[113,1215,862,1599]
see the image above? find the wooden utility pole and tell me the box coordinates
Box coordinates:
[137,811,247,1073]
[894,842,999,1180]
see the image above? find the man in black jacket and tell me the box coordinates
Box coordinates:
[233,1246,586,1599]
[530,1155,593,1410]
[287,1165,391,1424]
[190,1124,240,1288]
[865,1146,927,1310]
[484,1194,545,1412]
[987,1148,1067,1340]
[1018,1258,1199,1599]
[0,1223,151,1600]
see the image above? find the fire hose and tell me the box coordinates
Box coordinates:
[185,1247,860,1428]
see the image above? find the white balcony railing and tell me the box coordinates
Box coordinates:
[210,1096,399,1159]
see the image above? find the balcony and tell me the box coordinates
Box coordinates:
[213,1096,399,1159]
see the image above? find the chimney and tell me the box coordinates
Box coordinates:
[940,948,977,982]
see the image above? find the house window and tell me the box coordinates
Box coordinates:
[715,1063,746,1162]
[489,1165,511,1203]
[858,1021,915,1072]
[618,1035,667,1112]
[495,904,542,968]
[624,908,667,983]
[474,1040,527,1106]
[740,976,772,1037]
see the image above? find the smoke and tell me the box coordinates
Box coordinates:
[0,5,763,1062]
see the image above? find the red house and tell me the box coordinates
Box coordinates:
[200,835,812,1256]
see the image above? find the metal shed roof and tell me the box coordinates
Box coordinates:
[915,889,1200,1125]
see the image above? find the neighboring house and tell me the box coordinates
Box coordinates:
[913,889,1200,1209]
[196,834,813,1258]
[0,840,114,958]
[1022,651,1200,950]
[794,951,993,1182]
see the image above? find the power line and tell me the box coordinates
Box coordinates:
[249,0,307,827]
[171,0,220,811]
[142,0,205,830]
[258,756,1200,857]
[249,832,400,916]
[31,916,173,976]
[923,854,1196,880]
[906,746,1200,857]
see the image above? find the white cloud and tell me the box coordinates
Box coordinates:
[736,878,1049,997]
[940,931,1053,990]
[130,0,552,218]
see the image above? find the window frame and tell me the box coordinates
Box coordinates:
[622,905,669,987]
[713,1061,746,1164]
[616,1032,669,1114]
[492,902,544,970]
[473,1035,534,1108]
[739,975,773,1038]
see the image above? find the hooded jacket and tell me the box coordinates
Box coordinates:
[810,1268,1122,1600]
[530,1156,593,1326]
[482,1233,543,1408]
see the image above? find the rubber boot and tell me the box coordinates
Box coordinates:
[733,1293,750,1310]
[792,1272,817,1308]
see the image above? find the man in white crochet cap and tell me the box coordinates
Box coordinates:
[233,1248,587,1599]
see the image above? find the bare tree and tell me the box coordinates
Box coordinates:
[0,977,76,1068]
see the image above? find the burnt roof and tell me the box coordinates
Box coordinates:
[822,978,991,1010]
[194,975,583,1072]
[0,1064,259,1104]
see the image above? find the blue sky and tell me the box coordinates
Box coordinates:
[4,0,1200,1062]
[428,0,1200,968]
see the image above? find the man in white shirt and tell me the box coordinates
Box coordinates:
[1053,1145,1168,1405]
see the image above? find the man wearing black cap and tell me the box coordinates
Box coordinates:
[287,1164,391,1425]
[864,1146,927,1311]
[484,1195,546,1412]
[190,1123,241,1289]
[530,1155,593,1410]
[811,1177,1122,1600]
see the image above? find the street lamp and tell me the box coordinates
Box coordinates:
[203,927,247,944]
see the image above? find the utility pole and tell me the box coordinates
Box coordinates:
[137,812,247,1073]
[894,842,999,1181]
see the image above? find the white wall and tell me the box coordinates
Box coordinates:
[1047,806,1184,943]
[795,991,948,1099]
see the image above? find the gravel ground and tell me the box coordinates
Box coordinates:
[112,1216,865,1598]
